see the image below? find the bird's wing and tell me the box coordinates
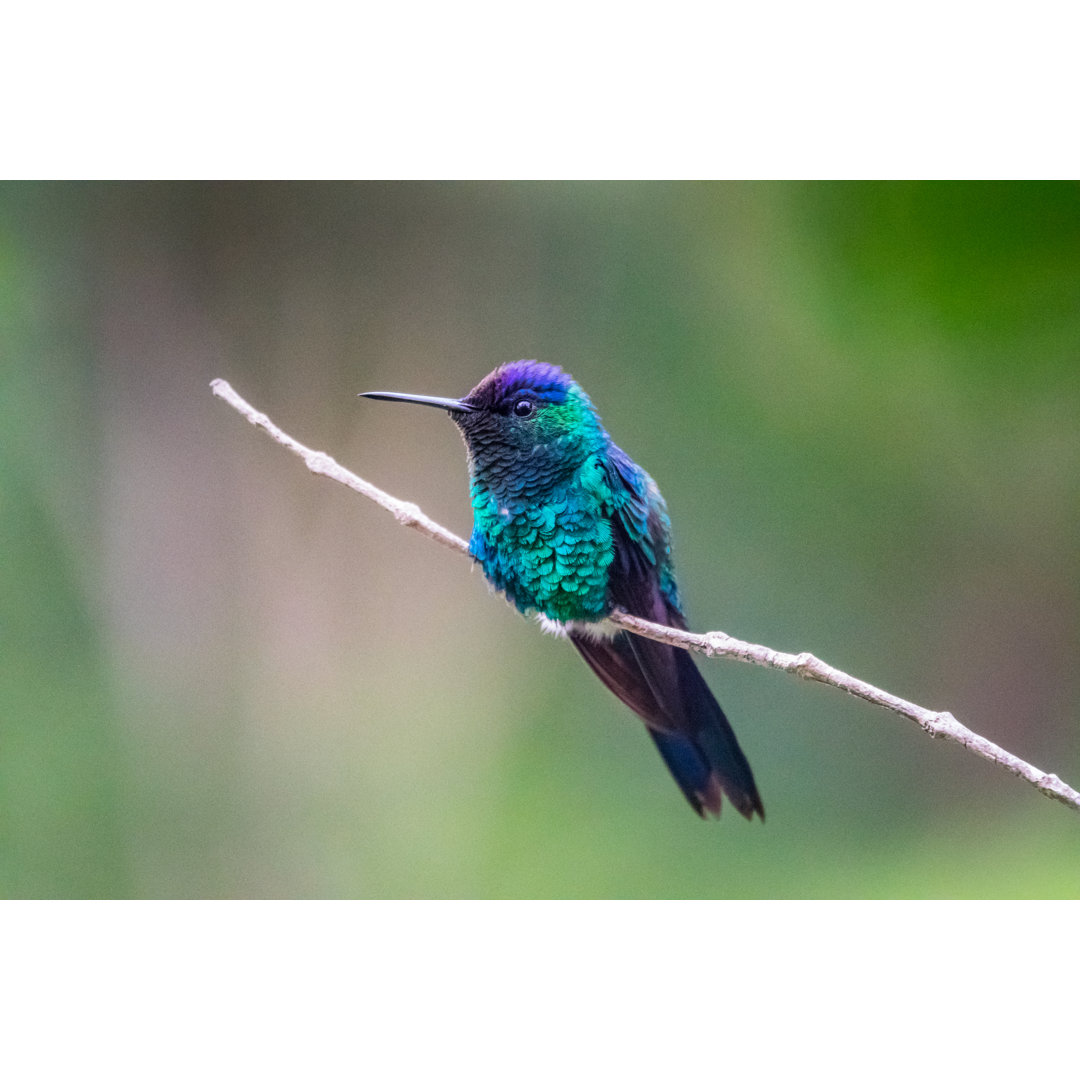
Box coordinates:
[564,444,764,820]
[600,443,691,715]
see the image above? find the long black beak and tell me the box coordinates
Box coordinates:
[358,391,475,414]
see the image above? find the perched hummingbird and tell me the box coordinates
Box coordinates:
[361,361,763,820]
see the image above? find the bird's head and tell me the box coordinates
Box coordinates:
[361,361,605,473]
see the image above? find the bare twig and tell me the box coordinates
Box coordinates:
[211,378,1080,817]
[210,378,467,557]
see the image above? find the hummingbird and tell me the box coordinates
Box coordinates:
[361,361,763,820]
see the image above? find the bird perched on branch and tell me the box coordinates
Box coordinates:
[361,361,763,821]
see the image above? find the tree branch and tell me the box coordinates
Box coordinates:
[211,378,1080,817]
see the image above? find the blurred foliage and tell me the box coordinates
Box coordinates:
[0,181,1077,897]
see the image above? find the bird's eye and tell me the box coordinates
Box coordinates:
[512,398,536,418]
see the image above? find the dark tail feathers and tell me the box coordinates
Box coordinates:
[570,628,764,821]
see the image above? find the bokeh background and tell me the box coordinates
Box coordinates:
[2,181,1078,898]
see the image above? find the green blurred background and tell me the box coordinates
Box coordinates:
[1,181,1077,898]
